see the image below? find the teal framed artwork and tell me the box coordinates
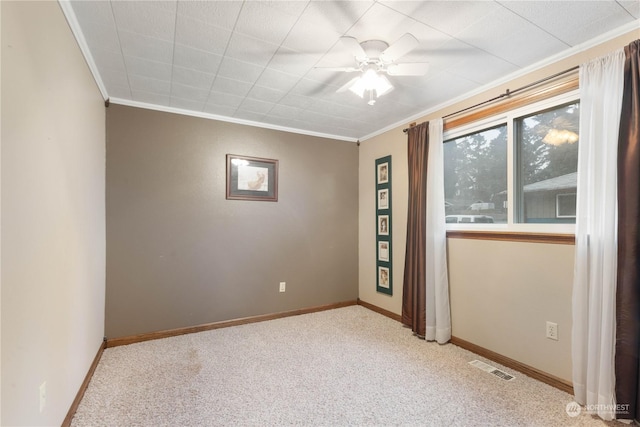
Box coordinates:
[375,155,392,295]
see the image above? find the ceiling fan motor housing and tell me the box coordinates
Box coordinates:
[359,40,390,64]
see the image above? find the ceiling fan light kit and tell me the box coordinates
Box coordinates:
[348,67,394,103]
[319,33,430,105]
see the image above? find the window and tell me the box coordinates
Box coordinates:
[443,125,507,225]
[556,193,577,218]
[516,102,579,224]
[443,91,579,231]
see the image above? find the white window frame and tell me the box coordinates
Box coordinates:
[444,89,579,234]
[556,193,577,218]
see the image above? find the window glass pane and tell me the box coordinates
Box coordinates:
[443,125,508,224]
[517,102,579,223]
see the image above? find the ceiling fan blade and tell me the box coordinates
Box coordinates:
[339,36,367,61]
[314,66,361,73]
[336,76,360,93]
[386,62,430,76]
[379,33,419,62]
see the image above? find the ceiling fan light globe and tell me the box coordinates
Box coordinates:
[348,79,366,98]
[375,75,394,97]
[361,68,380,89]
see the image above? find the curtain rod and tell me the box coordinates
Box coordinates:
[402,65,579,133]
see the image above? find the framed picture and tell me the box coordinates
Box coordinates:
[377,189,389,210]
[378,266,390,289]
[378,241,389,262]
[375,155,392,296]
[226,154,278,202]
[377,162,389,184]
[378,215,389,236]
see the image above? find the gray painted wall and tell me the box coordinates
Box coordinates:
[106,105,358,338]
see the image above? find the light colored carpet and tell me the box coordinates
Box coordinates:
[71,306,621,426]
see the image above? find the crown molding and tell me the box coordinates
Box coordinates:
[360,20,639,142]
[109,98,358,142]
[58,0,109,101]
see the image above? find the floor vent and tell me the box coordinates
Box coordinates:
[469,360,515,381]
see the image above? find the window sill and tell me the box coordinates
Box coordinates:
[446,230,575,245]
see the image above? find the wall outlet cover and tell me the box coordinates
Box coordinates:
[546,321,558,341]
[39,381,46,413]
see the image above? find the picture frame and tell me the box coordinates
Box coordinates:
[378,241,389,262]
[377,162,389,184]
[378,266,390,289]
[375,155,392,296]
[377,189,389,210]
[378,215,389,236]
[226,154,278,202]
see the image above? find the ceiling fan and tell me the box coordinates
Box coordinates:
[316,33,430,105]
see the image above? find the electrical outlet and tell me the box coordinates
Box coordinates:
[279,282,286,293]
[546,321,558,341]
[39,381,46,413]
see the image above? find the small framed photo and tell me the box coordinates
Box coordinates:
[377,162,389,184]
[226,154,278,202]
[378,215,389,236]
[378,266,390,289]
[377,189,389,210]
[378,241,389,262]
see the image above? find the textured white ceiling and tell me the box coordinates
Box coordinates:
[66,0,639,141]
